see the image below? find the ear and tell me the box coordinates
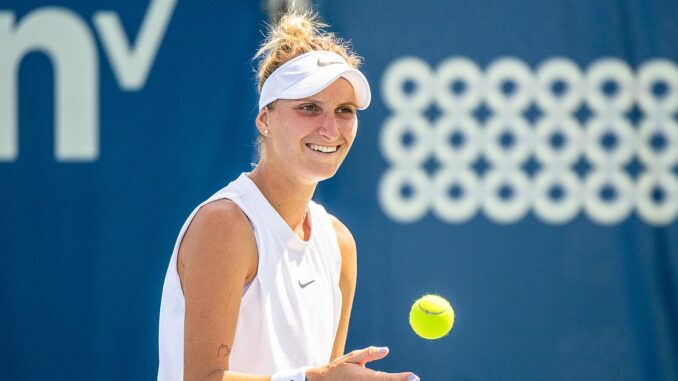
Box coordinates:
[255,107,269,135]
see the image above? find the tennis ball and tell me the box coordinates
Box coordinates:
[409,294,455,340]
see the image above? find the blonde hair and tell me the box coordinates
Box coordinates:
[254,9,362,94]
[252,9,363,157]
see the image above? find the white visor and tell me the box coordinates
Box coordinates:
[259,51,371,111]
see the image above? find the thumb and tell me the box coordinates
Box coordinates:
[344,346,390,366]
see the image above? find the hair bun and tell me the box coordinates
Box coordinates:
[278,14,315,40]
[254,9,362,92]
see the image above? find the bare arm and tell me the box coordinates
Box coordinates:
[179,200,266,381]
[328,215,357,361]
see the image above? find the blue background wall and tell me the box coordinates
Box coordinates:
[1,1,677,380]
[316,1,678,380]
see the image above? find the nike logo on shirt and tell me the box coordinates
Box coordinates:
[299,279,316,288]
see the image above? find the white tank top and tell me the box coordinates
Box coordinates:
[157,173,343,380]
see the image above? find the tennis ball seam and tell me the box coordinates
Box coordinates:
[416,301,450,316]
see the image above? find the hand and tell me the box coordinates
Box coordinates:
[306,346,419,381]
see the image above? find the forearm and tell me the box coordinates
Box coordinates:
[222,371,269,381]
[200,368,309,381]
[192,369,269,381]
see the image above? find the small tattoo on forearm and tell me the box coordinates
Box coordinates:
[208,368,226,377]
[217,343,231,357]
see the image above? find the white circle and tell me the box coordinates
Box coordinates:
[482,169,532,223]
[533,170,583,224]
[380,114,433,166]
[586,58,635,113]
[637,116,678,168]
[584,170,635,225]
[535,57,585,112]
[637,59,678,114]
[434,57,484,111]
[378,168,431,223]
[432,168,481,223]
[433,113,482,165]
[484,114,533,165]
[485,57,535,113]
[534,115,584,167]
[636,171,678,226]
[382,57,435,112]
[585,116,637,167]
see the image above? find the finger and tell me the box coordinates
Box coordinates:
[343,346,390,366]
[377,371,420,381]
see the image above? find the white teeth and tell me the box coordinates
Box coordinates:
[308,144,338,153]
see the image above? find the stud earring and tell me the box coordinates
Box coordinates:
[264,129,270,135]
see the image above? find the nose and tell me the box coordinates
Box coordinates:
[318,112,340,141]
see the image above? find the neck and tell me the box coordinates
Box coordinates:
[250,160,316,238]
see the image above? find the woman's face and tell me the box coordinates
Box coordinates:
[258,78,359,183]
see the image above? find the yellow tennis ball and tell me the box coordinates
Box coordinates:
[409,294,455,340]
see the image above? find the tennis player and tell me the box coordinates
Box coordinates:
[157,9,420,381]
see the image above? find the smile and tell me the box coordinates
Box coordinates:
[307,143,340,153]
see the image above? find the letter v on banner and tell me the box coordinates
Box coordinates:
[94,0,177,90]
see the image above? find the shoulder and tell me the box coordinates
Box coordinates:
[179,199,257,280]
[193,198,250,230]
[188,199,254,243]
[328,214,357,259]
